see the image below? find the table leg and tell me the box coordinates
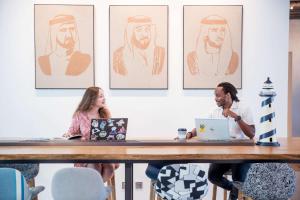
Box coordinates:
[125,162,133,200]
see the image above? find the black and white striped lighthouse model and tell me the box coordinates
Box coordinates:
[256,77,280,146]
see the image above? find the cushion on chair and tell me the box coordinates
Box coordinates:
[155,164,208,200]
[235,163,296,200]
[51,167,111,200]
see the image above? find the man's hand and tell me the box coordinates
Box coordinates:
[186,128,196,139]
[186,132,193,139]
[222,108,238,119]
[223,108,255,139]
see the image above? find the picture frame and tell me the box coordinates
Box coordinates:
[34,4,95,89]
[109,5,168,89]
[183,5,243,89]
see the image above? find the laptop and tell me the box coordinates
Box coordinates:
[90,118,128,141]
[195,118,230,140]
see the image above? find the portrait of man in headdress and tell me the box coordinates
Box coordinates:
[35,5,94,88]
[184,6,242,89]
[38,15,91,76]
[110,6,168,89]
[187,15,238,76]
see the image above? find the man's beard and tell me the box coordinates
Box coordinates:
[57,37,75,52]
[131,36,150,49]
[207,38,224,49]
[204,37,223,54]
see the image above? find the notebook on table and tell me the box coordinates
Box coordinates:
[195,118,254,145]
[90,118,128,141]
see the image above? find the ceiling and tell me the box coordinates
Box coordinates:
[291,0,300,19]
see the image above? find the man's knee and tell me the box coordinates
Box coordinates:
[208,175,217,184]
[232,164,251,182]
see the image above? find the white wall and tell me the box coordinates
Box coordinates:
[289,19,300,136]
[0,0,290,199]
[289,19,300,200]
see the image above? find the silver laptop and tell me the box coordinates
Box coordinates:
[195,118,230,140]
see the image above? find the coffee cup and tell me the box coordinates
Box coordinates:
[177,128,187,140]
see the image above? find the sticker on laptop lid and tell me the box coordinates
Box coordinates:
[199,124,206,133]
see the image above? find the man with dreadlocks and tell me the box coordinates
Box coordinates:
[187,82,255,200]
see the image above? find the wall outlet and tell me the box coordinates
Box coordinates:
[135,182,143,189]
[121,181,143,189]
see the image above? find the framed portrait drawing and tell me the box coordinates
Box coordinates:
[110,5,168,89]
[183,5,243,89]
[35,4,94,89]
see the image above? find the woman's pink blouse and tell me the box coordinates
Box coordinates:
[67,112,91,140]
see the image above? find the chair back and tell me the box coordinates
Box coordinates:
[0,168,30,200]
[51,167,111,200]
[155,164,208,200]
[236,163,296,200]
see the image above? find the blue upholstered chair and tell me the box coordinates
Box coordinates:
[51,167,111,200]
[0,163,41,200]
[0,168,44,200]
[234,163,296,200]
[154,164,208,200]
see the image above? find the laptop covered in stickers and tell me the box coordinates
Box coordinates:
[90,118,128,141]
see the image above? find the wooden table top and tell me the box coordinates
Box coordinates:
[0,137,299,163]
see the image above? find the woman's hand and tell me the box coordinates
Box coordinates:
[62,132,71,138]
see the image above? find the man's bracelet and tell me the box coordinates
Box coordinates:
[235,115,242,122]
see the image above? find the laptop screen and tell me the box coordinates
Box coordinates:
[90,118,128,140]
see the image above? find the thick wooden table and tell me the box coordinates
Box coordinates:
[0,137,300,200]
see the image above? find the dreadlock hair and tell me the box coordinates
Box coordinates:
[217,82,240,102]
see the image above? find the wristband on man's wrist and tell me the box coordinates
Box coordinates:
[234,115,242,122]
